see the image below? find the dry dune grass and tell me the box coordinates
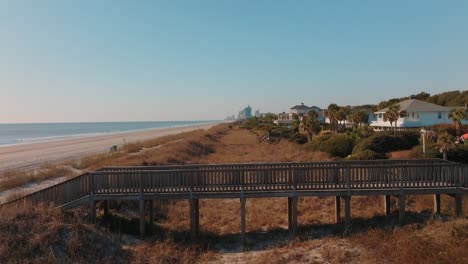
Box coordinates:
[2,124,467,263]
[0,164,75,192]
[0,203,130,264]
[71,128,220,170]
[350,219,468,264]
[191,127,331,164]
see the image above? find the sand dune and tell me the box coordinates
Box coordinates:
[0,123,219,173]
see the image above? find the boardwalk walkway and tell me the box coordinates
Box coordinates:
[3,159,467,243]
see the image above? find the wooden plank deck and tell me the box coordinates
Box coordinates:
[2,159,467,241]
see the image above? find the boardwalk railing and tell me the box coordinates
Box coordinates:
[2,159,467,208]
[258,132,269,143]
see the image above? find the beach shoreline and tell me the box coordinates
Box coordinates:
[0,122,222,173]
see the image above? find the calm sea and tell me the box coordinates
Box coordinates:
[0,121,217,146]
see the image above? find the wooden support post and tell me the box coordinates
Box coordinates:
[139,198,145,239]
[344,196,351,228]
[335,196,341,223]
[454,194,462,217]
[384,195,391,217]
[149,200,154,234]
[288,196,298,239]
[88,173,96,224]
[190,198,200,241]
[398,193,405,225]
[433,194,441,215]
[103,200,109,219]
[88,195,96,224]
[240,196,246,249]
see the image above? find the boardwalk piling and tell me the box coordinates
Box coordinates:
[344,196,351,228]
[433,194,441,215]
[190,198,200,241]
[384,195,391,217]
[103,200,109,218]
[335,196,341,223]
[139,198,145,239]
[149,200,154,234]
[240,196,246,249]
[288,196,298,239]
[398,193,405,224]
[88,196,96,224]
[454,194,462,217]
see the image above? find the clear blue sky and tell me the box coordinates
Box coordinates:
[1,0,467,123]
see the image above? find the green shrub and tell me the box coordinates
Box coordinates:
[350,127,375,141]
[409,143,441,159]
[347,150,387,160]
[308,134,332,151]
[269,125,294,138]
[353,131,419,154]
[309,134,354,157]
[410,144,468,163]
[290,133,308,144]
[447,145,468,163]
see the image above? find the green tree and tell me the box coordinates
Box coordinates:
[437,132,455,160]
[326,104,340,133]
[336,107,350,131]
[448,108,467,134]
[383,104,400,135]
[291,113,300,132]
[302,110,322,142]
[349,110,369,128]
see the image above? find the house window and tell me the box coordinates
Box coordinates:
[378,113,383,118]
[438,112,442,119]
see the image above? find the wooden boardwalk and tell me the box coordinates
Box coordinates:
[3,159,467,243]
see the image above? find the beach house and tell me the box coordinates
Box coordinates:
[370,99,467,129]
[275,103,325,125]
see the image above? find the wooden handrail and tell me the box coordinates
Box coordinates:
[1,159,466,208]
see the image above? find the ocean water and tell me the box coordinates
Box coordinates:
[0,121,217,146]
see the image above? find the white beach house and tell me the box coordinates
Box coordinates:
[370,99,467,129]
[275,103,325,125]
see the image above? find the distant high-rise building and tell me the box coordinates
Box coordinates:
[245,106,252,118]
[255,109,261,117]
[237,105,253,120]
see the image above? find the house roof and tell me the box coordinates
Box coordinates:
[310,105,321,110]
[290,103,310,110]
[375,99,453,113]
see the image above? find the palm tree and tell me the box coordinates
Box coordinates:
[355,110,369,127]
[291,113,300,132]
[384,104,400,135]
[349,110,369,128]
[302,110,321,142]
[335,107,349,131]
[327,104,340,133]
[437,132,455,160]
[448,108,467,135]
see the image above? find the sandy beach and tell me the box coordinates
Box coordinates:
[0,122,220,173]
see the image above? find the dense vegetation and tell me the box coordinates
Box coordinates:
[241,115,309,144]
[352,131,420,154]
[377,90,468,109]
[242,111,468,163]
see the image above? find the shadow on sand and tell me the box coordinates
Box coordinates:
[96,206,450,253]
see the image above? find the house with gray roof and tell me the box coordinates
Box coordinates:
[274,103,326,125]
[370,99,467,129]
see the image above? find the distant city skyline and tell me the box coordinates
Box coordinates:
[1,1,467,123]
